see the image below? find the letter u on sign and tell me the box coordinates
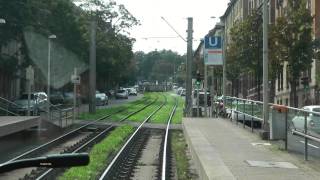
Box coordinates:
[209,37,218,47]
[204,36,222,49]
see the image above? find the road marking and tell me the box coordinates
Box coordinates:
[299,141,320,149]
[251,142,271,146]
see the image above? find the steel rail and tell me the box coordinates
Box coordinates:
[99,94,167,180]
[35,94,161,180]
[36,126,114,179]
[161,96,178,180]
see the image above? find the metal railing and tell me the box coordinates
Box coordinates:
[0,96,20,116]
[224,96,320,161]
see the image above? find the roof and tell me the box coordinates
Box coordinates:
[220,0,237,20]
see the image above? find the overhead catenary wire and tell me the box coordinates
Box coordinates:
[161,16,187,42]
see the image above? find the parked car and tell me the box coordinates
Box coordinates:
[128,88,137,96]
[50,91,64,104]
[291,106,320,133]
[231,102,262,122]
[115,89,128,99]
[10,92,47,115]
[96,93,108,106]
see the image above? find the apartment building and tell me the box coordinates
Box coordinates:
[274,0,320,107]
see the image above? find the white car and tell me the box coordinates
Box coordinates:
[95,93,108,106]
[291,106,320,133]
[115,90,129,99]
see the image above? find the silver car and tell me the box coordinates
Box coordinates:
[292,106,320,134]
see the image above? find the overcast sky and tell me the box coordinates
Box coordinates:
[115,0,229,55]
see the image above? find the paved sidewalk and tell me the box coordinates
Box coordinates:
[183,118,320,180]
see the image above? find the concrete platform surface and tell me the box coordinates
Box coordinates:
[0,116,40,137]
[183,118,320,180]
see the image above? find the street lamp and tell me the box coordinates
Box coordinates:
[47,34,56,121]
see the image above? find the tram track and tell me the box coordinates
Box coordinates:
[98,96,177,180]
[0,94,160,180]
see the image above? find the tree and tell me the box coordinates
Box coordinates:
[134,50,185,84]
[272,0,313,107]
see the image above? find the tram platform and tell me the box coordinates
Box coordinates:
[0,116,40,137]
[182,117,320,180]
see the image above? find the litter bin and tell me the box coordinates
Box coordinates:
[270,105,288,140]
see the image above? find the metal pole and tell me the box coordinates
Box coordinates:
[211,67,215,117]
[204,65,208,117]
[47,38,51,121]
[27,80,31,116]
[304,112,308,161]
[213,67,216,117]
[285,110,288,150]
[89,19,96,113]
[185,17,193,117]
[197,86,200,117]
[251,101,254,132]
[262,0,269,131]
[243,100,246,128]
[73,68,77,124]
[222,27,226,110]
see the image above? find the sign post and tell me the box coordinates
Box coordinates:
[26,66,34,116]
[204,36,223,117]
[71,68,80,124]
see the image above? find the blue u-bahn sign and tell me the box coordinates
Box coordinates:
[204,36,222,49]
[204,36,223,65]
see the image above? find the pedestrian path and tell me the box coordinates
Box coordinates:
[183,118,320,180]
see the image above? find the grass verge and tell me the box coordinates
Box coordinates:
[172,95,185,124]
[128,93,165,122]
[108,93,158,121]
[151,93,176,123]
[171,130,194,180]
[78,93,152,120]
[59,125,134,180]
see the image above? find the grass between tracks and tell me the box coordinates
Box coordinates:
[128,93,165,122]
[109,93,158,121]
[59,125,134,180]
[171,130,194,180]
[172,95,185,124]
[78,93,154,120]
[150,93,176,123]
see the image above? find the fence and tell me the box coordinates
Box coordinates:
[224,96,320,161]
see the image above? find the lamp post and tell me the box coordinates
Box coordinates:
[47,34,56,121]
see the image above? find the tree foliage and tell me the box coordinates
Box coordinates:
[271,0,313,107]
[0,0,139,90]
[134,50,185,84]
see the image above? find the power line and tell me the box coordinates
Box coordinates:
[161,17,187,42]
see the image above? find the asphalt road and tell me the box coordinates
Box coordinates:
[287,129,320,160]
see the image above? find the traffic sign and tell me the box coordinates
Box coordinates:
[71,75,80,84]
[204,36,223,65]
[204,36,222,49]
